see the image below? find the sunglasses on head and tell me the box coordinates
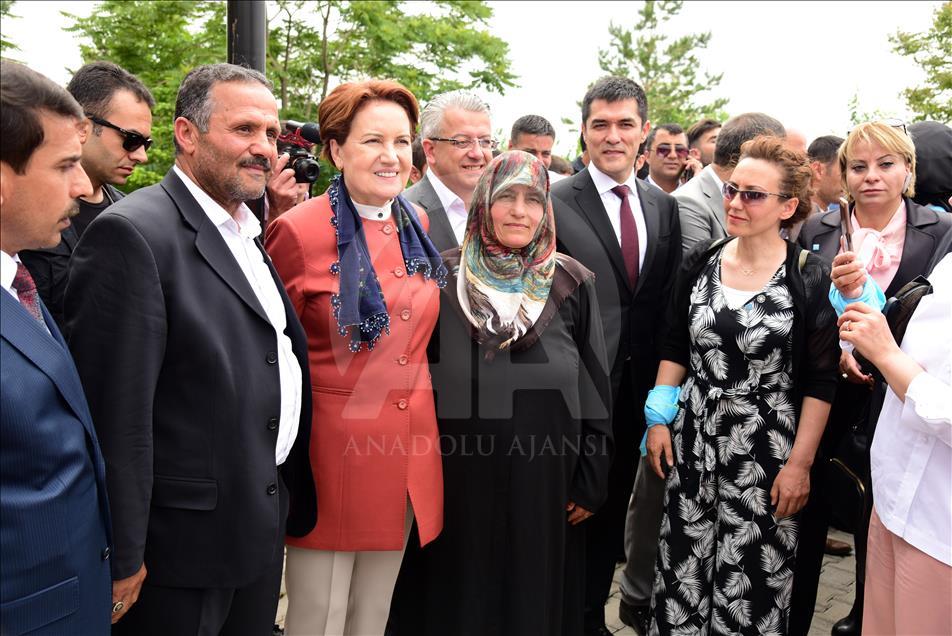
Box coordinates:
[86,114,153,152]
[654,143,689,159]
[846,118,907,137]
[722,182,790,203]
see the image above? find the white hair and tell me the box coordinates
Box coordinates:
[419,89,491,139]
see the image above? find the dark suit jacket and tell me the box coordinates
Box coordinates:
[19,185,124,330]
[403,174,458,253]
[64,169,317,589]
[551,168,682,404]
[1,292,111,635]
[797,198,952,297]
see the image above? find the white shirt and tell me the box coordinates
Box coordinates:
[645,174,664,191]
[353,199,393,221]
[425,170,468,245]
[587,161,648,270]
[0,250,20,302]
[870,252,952,565]
[173,165,303,466]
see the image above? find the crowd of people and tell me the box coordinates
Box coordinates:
[1,56,950,636]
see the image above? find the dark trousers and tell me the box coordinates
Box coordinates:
[789,463,829,636]
[113,476,288,636]
[583,362,640,631]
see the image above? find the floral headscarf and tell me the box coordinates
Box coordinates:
[457,151,557,350]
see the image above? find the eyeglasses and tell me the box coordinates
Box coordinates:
[722,182,790,203]
[428,136,498,151]
[654,143,689,159]
[86,114,153,152]
[847,118,907,137]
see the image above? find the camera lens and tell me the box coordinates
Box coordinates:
[292,158,321,184]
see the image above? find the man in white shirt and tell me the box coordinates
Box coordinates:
[404,89,494,251]
[0,60,113,636]
[551,76,682,636]
[64,63,316,636]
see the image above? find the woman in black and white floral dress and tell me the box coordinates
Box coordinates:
[644,137,839,635]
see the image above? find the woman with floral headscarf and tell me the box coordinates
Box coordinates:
[389,151,613,636]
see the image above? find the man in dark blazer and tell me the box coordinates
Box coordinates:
[404,89,494,252]
[551,76,682,636]
[64,64,317,636]
[19,61,154,330]
[0,61,112,636]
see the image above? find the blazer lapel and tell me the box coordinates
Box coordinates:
[416,176,457,251]
[700,169,726,232]
[1,293,93,428]
[572,170,628,286]
[633,180,660,296]
[886,200,941,297]
[160,170,270,325]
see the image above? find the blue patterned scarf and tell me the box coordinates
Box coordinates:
[328,174,446,352]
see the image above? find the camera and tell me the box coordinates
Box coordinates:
[278,120,321,184]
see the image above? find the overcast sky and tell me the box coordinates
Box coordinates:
[4,0,943,156]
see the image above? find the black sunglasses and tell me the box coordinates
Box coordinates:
[654,143,689,159]
[722,182,790,203]
[86,114,153,152]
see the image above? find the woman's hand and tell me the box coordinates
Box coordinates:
[838,302,901,368]
[839,348,873,386]
[646,425,674,479]
[831,241,867,299]
[771,462,810,518]
[566,501,593,525]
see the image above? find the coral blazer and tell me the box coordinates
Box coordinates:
[266,193,443,551]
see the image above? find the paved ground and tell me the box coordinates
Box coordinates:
[275,529,857,635]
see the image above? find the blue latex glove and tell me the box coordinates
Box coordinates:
[829,277,886,316]
[640,385,681,454]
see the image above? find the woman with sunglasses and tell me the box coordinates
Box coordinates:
[793,121,952,635]
[265,80,446,636]
[645,136,838,635]
[389,151,612,636]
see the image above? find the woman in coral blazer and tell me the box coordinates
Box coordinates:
[265,80,446,636]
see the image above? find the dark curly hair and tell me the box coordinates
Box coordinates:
[738,135,813,229]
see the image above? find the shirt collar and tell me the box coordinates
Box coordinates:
[425,169,466,211]
[705,164,724,192]
[0,250,18,296]
[173,164,262,239]
[588,160,640,199]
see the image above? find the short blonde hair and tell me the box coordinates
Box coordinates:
[840,121,916,200]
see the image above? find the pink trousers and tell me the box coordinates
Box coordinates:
[863,507,952,635]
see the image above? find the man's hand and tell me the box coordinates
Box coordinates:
[111,563,147,624]
[566,501,593,525]
[266,153,302,218]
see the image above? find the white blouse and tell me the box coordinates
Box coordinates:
[870,252,952,566]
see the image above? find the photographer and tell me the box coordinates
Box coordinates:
[264,120,322,224]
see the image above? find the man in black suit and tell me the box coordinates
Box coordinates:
[20,61,154,329]
[404,89,494,252]
[551,76,682,636]
[64,63,317,636]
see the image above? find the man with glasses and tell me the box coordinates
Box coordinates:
[19,61,153,329]
[404,89,494,251]
[643,123,695,194]
[676,112,786,254]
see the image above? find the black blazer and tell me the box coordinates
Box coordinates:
[551,168,682,401]
[797,198,952,297]
[403,173,458,253]
[64,169,317,589]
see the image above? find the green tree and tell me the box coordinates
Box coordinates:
[65,0,226,188]
[597,0,727,127]
[1,0,19,56]
[67,0,514,193]
[890,1,951,123]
